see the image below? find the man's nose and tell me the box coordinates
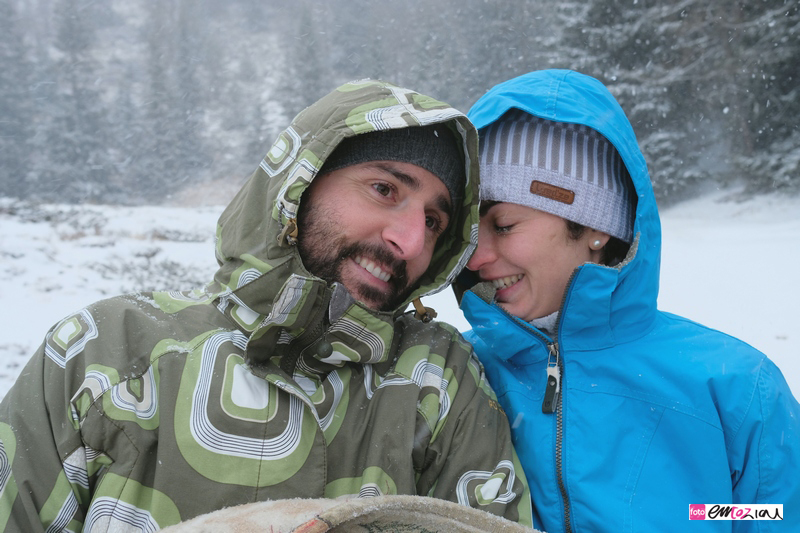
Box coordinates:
[382,208,427,260]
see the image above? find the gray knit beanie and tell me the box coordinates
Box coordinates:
[320,124,465,205]
[479,110,634,243]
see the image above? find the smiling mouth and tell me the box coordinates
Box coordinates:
[491,274,523,290]
[355,255,392,282]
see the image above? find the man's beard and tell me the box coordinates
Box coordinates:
[297,203,414,312]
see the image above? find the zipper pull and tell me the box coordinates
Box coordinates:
[542,344,561,414]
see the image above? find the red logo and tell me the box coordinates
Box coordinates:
[690,504,706,520]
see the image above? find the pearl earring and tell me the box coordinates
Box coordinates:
[592,239,602,249]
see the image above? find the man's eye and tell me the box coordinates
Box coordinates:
[426,215,443,233]
[373,183,392,196]
[494,223,512,234]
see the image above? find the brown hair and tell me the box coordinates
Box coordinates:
[565,220,630,266]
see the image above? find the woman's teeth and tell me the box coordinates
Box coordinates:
[492,274,522,289]
[355,256,391,282]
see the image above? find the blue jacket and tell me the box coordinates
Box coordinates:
[461,70,800,532]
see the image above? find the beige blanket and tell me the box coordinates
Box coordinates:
[161,495,541,532]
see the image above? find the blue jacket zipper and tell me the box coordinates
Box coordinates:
[485,304,573,533]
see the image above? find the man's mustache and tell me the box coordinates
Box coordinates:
[341,242,409,290]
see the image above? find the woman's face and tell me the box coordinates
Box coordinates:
[466,202,608,322]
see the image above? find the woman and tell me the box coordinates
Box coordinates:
[459,69,800,532]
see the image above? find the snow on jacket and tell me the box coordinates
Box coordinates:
[0,80,532,531]
[460,70,800,532]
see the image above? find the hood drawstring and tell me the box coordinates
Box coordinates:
[278,218,298,246]
[412,298,437,323]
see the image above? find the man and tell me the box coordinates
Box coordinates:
[0,80,532,531]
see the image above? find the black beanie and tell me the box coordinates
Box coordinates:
[320,124,465,205]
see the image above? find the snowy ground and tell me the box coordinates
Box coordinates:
[1,191,798,399]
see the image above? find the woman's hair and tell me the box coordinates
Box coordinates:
[565,220,630,266]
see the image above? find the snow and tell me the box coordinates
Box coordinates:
[1,191,798,400]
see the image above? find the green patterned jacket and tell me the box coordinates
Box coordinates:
[0,80,532,531]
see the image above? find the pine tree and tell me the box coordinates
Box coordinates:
[556,0,800,201]
[721,1,800,194]
[555,0,712,202]
[134,0,212,203]
[404,0,559,111]
[269,0,333,120]
[32,0,116,203]
[172,0,212,191]
[0,0,33,198]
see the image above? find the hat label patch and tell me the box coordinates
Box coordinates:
[530,180,575,205]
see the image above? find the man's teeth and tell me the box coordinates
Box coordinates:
[355,256,391,282]
[492,274,522,289]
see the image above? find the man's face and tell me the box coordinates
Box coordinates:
[298,160,453,311]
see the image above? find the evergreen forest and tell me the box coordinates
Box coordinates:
[1,0,797,205]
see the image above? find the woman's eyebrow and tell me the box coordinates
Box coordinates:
[479,200,499,217]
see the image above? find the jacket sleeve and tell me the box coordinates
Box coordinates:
[0,325,88,532]
[414,330,533,527]
[728,356,800,531]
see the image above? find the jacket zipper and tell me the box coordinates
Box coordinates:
[542,343,560,414]
[553,349,572,533]
[548,270,579,533]
[473,267,580,533]
[481,301,573,532]
[498,268,576,533]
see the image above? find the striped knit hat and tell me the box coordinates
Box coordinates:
[479,110,634,243]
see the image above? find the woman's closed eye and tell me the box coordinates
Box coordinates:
[494,223,513,234]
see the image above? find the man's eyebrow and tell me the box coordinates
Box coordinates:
[376,163,453,218]
[376,163,421,191]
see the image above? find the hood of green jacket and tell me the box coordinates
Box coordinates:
[208,79,480,365]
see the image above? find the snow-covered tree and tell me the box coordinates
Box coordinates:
[1,0,795,205]
[0,0,33,198]
[556,0,799,201]
[723,1,800,194]
[35,0,120,203]
[129,0,213,203]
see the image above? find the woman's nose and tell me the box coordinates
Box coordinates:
[466,225,495,271]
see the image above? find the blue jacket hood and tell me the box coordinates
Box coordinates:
[467,69,661,349]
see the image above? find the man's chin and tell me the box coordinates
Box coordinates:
[351,290,393,312]
[348,283,407,313]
